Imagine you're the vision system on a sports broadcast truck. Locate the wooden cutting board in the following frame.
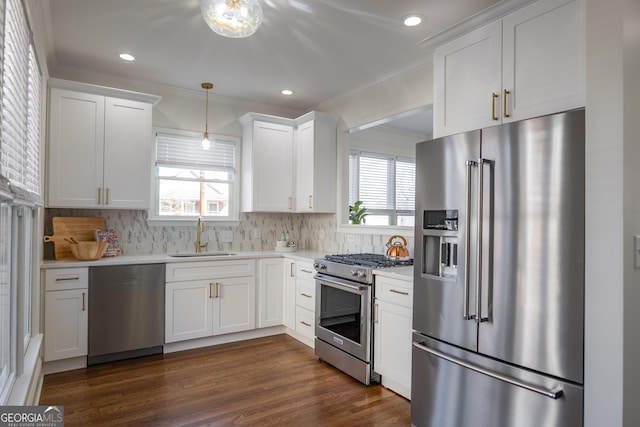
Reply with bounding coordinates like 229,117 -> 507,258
43,217 -> 106,260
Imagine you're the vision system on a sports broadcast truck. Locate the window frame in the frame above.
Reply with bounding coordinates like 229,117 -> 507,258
348,149 -> 415,227
147,127 -> 241,227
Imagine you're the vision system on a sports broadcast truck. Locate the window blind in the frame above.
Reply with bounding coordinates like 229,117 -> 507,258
156,132 -> 236,173
1,0 -> 29,188
25,44 -> 41,195
396,157 -> 415,210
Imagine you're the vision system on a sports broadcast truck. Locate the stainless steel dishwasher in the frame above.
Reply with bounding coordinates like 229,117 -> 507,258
88,264 -> 165,365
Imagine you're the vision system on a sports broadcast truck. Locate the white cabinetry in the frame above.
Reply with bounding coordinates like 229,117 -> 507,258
44,268 -> 88,362
374,274 -> 413,399
433,0 -> 584,137
293,261 -> 316,347
47,79 -> 159,208
257,258 -> 284,328
283,259 -> 316,347
165,260 -> 256,343
283,259 -> 296,329
294,112 -> 337,213
239,113 -> 295,212
239,111 -> 337,213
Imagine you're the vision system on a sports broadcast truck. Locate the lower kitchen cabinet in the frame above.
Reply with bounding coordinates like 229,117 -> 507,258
374,275 -> 413,399
283,259 -> 296,329
165,260 -> 256,344
283,259 -> 316,347
257,258 -> 284,328
44,268 -> 89,361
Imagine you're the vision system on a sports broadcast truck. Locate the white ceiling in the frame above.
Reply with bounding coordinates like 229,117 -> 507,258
45,0 -> 502,114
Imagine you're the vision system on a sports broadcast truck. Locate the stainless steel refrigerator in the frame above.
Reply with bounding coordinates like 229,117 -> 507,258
411,109 -> 585,427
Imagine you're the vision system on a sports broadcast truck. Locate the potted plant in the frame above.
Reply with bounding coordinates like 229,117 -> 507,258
349,200 -> 369,224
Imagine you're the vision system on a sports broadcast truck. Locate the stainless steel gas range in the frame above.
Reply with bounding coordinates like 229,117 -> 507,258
313,253 -> 413,385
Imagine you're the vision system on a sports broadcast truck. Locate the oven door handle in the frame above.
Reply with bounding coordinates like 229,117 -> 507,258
315,274 -> 367,293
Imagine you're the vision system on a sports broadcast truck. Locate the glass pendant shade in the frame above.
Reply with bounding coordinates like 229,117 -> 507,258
200,0 -> 263,38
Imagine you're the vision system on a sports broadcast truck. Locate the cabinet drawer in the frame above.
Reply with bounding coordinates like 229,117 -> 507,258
295,307 -> 315,340
296,262 -> 315,281
45,268 -> 88,291
296,280 -> 315,311
166,260 -> 255,282
375,276 -> 413,308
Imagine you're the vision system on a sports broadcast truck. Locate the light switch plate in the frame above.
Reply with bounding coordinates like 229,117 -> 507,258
634,235 -> 640,270
221,230 -> 233,243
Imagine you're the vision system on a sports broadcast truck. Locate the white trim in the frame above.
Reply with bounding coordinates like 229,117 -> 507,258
7,334 -> 42,405
163,326 -> 285,353
48,77 -> 161,105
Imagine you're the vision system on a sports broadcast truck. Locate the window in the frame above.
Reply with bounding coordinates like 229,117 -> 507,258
153,130 -> 239,221
349,150 -> 415,226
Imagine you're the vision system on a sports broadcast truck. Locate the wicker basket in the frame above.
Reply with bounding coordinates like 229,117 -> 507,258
69,241 -> 109,260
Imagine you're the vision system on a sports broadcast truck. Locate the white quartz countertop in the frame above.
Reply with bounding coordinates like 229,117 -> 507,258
40,250 -> 326,269
373,265 -> 414,280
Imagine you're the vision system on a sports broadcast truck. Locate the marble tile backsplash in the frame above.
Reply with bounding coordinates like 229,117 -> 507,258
43,209 -> 414,259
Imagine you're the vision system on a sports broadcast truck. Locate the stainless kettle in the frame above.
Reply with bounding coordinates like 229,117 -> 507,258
385,235 -> 409,259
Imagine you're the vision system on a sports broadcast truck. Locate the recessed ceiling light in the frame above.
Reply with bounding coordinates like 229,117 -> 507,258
281,89 -> 294,96
119,53 -> 135,61
403,14 -> 423,27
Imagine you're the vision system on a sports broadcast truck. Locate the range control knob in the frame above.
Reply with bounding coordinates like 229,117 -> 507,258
314,263 -> 327,270
351,269 -> 366,278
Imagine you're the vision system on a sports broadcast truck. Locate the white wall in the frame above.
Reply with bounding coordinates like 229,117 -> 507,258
585,0 -> 640,425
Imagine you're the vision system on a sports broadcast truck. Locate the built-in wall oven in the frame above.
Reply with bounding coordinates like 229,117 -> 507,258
314,254 -> 412,385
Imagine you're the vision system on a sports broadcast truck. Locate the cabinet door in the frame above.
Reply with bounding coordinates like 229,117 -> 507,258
502,0 -> 584,122
44,289 -> 88,361
295,117 -> 337,212
296,121 -> 315,211
165,280 -> 212,343
433,21 -> 502,138
374,299 -> 412,399
47,89 -> 104,208
213,276 -> 256,335
252,121 -> 294,211
257,258 -> 283,328
283,260 -> 296,329
103,97 -> 152,209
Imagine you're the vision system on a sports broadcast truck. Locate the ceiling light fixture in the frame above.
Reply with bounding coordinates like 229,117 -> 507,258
201,82 -> 214,150
281,89 -> 293,96
200,0 -> 263,38
119,53 -> 135,61
403,14 -> 423,27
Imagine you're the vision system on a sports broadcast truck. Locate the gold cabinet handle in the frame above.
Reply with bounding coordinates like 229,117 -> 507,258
491,93 -> 499,121
503,89 -> 510,118
290,262 -> 295,278
97,188 -> 102,205
55,276 -> 80,282
374,303 -> 379,324
390,289 -> 409,296
300,269 -> 313,274
106,188 -> 110,205
301,293 -> 312,299
82,292 -> 86,312
209,282 -> 213,299
288,197 -> 293,210
216,282 -> 220,298
300,321 -> 311,327
308,195 -> 313,209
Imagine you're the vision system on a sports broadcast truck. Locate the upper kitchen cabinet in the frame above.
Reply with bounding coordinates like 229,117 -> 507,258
240,113 -> 295,212
294,112 -> 337,213
47,79 -> 160,209
433,0 -> 584,137
240,111 -> 338,213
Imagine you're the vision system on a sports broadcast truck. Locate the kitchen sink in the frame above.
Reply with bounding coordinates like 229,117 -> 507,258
168,252 -> 236,257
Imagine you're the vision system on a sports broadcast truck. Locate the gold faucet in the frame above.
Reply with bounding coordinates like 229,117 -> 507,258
195,217 -> 208,253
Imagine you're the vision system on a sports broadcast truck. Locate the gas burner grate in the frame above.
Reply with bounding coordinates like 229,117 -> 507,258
325,253 -> 413,268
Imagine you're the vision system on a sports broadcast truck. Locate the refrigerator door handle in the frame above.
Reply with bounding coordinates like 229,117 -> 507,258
412,342 -> 564,400
463,160 -> 476,320
476,159 -> 489,323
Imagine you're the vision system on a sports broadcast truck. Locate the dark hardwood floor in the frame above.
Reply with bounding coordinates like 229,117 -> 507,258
40,334 -> 411,426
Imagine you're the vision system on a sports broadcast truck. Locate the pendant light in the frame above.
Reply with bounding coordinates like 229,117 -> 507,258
200,0 -> 263,38
201,82 -> 213,150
